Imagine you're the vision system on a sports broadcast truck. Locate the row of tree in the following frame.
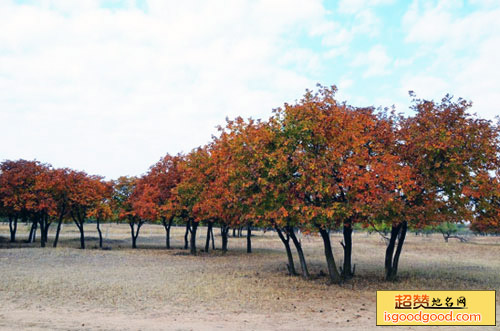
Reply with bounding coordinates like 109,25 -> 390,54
1,86 -> 499,283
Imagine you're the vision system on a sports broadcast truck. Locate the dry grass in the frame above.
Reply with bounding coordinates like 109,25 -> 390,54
0,223 -> 499,330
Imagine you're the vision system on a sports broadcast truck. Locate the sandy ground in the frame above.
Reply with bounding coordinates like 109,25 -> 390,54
0,223 -> 499,330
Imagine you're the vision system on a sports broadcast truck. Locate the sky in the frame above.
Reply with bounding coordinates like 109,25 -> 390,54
1,0 -> 499,179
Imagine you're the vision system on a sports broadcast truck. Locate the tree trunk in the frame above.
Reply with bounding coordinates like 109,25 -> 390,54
210,225 -> 215,250
190,221 -> 198,255
44,223 -> 50,247
39,218 -> 46,248
232,228 -> 236,237
77,223 -> 85,249
389,221 -> 407,281
53,205 -> 66,248
28,221 -> 34,243
39,215 -> 48,248
33,220 -> 38,243
287,226 -> 309,279
29,220 -> 37,243
40,214 -> 51,248
205,221 -> 213,252
443,232 -> 449,242
71,211 -> 86,249
385,221 -> 407,281
221,225 -> 229,252
238,226 -> 242,237
384,223 -> 400,279
341,223 -> 354,280
39,218 -> 47,245
184,220 -> 190,249
276,226 -> 297,276
319,228 -> 341,284
162,217 -> 173,249
246,222 -> 252,253
131,233 -> 137,248
97,220 -> 103,249
9,216 -> 17,242
129,221 -> 143,249
53,217 -> 63,247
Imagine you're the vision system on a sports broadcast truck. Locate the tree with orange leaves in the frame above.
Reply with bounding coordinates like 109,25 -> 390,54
0,159 -> 51,244
0,160 -> 31,242
470,173 -> 500,234
214,117 -> 277,255
269,86 -> 412,283
67,171 -> 107,249
207,113 -> 316,276
194,123 -> 250,253
174,147 -> 213,255
88,180 -> 113,249
112,176 -> 145,249
140,154 -> 183,249
51,168 -> 77,248
31,165 -> 59,247
385,94 -> 500,280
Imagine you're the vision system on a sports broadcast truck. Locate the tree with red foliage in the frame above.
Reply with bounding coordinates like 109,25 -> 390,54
387,94 -> 500,280
112,176 -> 144,249
193,129 -> 245,253
31,166 -> 58,247
212,118 -> 274,255
175,147 -> 212,255
470,174 -> 500,234
67,171 -> 107,249
269,86 -> 411,283
139,154 -> 183,249
51,168 -> 76,248
88,181 -> 113,249
0,160 -> 49,243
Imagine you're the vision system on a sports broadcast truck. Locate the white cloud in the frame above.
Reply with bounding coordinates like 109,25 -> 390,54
337,0 -> 395,14
466,0 -> 499,8
278,48 -> 322,75
454,36 -> 500,118
399,75 -> 449,100
351,45 -> 392,77
404,0 -> 500,47
317,7 -> 383,48
321,26 -> 354,47
338,78 -> 354,90
400,0 -> 500,119
0,0 -> 340,178
352,9 -> 381,36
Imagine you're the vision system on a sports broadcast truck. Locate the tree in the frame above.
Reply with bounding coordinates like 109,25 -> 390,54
435,222 -> 467,242
67,171 -> 106,249
271,86 -> 410,283
142,154 -> 183,249
88,181 -> 113,249
51,168 -> 74,248
31,166 -> 58,247
195,119 -> 258,254
211,115 -> 316,276
470,173 -> 500,234
113,176 -> 144,249
0,159 -> 49,243
175,147 -> 212,255
195,117 -> 290,257
386,94 -> 500,280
